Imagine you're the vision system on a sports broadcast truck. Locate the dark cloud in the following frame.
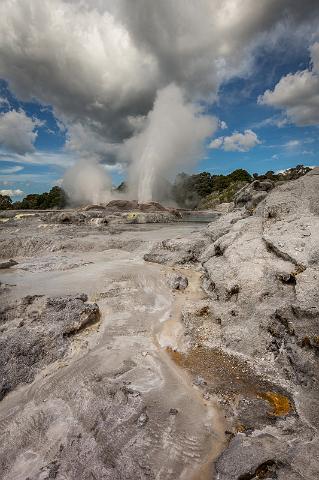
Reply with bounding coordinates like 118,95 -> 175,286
0,0 -> 318,164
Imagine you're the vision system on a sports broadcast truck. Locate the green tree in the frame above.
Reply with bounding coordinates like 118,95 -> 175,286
228,169 -> 252,183
17,186 -> 67,210
20,194 -> 41,209
172,172 -> 215,207
0,194 -> 13,210
46,186 -> 67,208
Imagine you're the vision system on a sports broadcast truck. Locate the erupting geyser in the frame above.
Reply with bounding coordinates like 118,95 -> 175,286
62,159 -> 112,206
62,85 -> 217,206
126,84 -> 217,203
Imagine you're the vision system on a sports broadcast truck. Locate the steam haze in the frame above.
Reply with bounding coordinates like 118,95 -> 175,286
124,85 -> 217,203
62,160 -> 112,205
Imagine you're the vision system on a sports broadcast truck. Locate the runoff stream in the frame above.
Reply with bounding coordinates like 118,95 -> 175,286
0,221 -> 227,480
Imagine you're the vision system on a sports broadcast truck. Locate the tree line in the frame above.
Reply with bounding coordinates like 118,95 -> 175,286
0,165 -> 312,210
172,165 -> 311,208
0,186 -> 67,210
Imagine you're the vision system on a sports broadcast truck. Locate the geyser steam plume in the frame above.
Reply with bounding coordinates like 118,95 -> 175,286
62,85 -> 217,206
62,159 -> 112,205
125,84 -> 217,203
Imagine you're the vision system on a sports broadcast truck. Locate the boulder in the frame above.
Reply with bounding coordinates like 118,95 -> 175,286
213,202 -> 234,214
234,179 -> 275,210
216,433 -> 293,480
144,233 -> 208,265
0,259 -> 18,269
81,204 -> 106,211
138,201 -> 168,212
166,272 -> 188,290
45,212 -> 87,224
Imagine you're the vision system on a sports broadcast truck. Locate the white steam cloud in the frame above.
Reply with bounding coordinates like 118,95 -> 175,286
1,0 -> 318,205
62,159 -> 112,205
124,84 -> 217,203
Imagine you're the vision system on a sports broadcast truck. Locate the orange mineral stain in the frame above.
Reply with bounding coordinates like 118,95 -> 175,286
258,391 -> 292,416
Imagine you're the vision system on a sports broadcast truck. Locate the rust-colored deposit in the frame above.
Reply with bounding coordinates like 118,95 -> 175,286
166,345 -> 264,396
257,391 -> 292,416
166,345 -> 294,416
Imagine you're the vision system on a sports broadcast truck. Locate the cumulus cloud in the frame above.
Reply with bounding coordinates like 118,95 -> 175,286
0,0 -> 159,146
219,120 -> 228,130
112,0 -> 319,99
0,189 -> 24,196
0,0 -> 318,159
258,42 -> 319,125
0,109 -> 41,155
1,0 -> 319,201
209,129 -> 261,152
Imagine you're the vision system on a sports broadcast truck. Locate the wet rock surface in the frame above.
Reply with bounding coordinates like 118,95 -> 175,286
145,169 -> 319,479
0,218 -> 222,480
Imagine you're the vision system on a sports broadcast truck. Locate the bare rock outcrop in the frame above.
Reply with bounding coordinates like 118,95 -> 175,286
0,259 -> 18,269
234,179 -> 275,210
0,294 -> 100,400
166,272 -> 188,290
197,169 -> 319,478
151,169 -> 319,478
104,200 -> 168,212
144,232 -> 208,265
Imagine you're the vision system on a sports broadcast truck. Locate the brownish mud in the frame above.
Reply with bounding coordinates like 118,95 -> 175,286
166,345 -> 294,417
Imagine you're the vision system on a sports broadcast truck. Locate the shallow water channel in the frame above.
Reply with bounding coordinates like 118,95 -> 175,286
0,222 -> 227,479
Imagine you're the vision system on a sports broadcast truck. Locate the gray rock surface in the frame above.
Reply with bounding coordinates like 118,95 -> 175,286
1,170 -> 319,478
0,294 -> 100,400
213,201 -> 234,213
234,179 -> 275,210
198,170 -> 319,478
0,219 -> 218,480
166,272 -> 188,290
142,169 -> 319,478
144,232 -> 208,265
0,259 -> 18,269
216,433 -> 295,480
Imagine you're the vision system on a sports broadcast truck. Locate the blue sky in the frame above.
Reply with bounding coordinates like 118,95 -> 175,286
0,0 -> 318,201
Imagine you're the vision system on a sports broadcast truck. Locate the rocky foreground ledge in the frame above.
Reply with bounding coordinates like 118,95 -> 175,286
0,170 -> 318,479
145,168 -> 319,479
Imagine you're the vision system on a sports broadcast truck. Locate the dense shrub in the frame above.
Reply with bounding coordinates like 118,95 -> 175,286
172,169 -> 252,208
0,194 -> 12,210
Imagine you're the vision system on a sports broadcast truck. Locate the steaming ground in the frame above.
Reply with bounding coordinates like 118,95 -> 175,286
0,210 -> 226,479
